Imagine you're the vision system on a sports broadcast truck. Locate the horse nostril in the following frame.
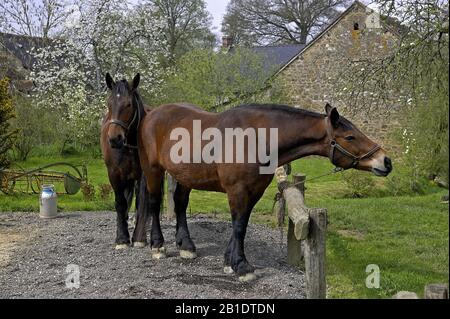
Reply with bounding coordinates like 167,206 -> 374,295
384,157 -> 392,170
109,136 -> 124,148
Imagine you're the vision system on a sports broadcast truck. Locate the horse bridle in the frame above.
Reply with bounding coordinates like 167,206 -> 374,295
326,117 -> 381,168
108,93 -> 140,150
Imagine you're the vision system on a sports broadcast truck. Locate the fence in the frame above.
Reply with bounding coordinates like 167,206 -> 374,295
275,168 -> 327,299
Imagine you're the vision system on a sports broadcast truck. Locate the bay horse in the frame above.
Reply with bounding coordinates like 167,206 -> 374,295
100,73 -> 153,249
129,100 -> 392,281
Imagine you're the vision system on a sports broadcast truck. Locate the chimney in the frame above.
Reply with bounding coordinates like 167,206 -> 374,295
222,36 -> 233,50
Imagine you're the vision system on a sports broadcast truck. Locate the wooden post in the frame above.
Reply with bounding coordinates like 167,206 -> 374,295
287,174 -> 306,268
425,283 -> 449,299
304,208 -> 327,299
166,173 -> 176,219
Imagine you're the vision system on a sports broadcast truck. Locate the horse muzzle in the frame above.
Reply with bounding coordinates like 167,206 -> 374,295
109,135 -> 125,149
371,156 -> 393,177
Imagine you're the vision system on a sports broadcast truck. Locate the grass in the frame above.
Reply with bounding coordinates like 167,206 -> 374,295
0,153 -> 448,299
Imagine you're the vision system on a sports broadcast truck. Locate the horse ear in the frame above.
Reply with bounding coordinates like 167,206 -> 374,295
325,103 -> 340,128
105,73 -> 115,90
132,73 -> 140,90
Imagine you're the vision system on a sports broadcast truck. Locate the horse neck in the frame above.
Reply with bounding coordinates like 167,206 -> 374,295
276,112 -> 329,166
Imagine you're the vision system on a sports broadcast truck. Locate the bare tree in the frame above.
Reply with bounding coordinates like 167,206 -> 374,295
222,0 -> 351,46
0,0 -> 70,38
145,0 -> 215,65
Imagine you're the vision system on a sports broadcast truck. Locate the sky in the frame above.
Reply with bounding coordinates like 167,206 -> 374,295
205,0 -> 229,37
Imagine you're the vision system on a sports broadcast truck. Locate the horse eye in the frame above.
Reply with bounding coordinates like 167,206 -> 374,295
345,136 -> 355,141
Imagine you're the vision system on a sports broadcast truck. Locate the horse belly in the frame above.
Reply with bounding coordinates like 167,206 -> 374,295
165,163 -> 224,192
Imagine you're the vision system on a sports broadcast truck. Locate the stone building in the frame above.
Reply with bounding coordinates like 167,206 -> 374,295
235,1 -> 403,144
0,32 -> 47,93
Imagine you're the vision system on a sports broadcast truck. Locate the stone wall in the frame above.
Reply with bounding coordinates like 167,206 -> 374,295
274,2 -> 402,147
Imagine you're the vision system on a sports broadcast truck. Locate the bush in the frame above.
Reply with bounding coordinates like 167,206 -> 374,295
0,77 -> 17,169
81,182 -> 95,201
341,170 -> 376,198
155,48 -> 274,110
11,95 -> 58,161
98,184 -> 113,200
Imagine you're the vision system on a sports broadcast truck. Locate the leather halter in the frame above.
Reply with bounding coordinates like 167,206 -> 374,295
326,117 -> 381,168
108,93 -> 140,149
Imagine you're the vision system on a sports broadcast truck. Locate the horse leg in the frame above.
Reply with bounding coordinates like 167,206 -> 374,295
174,184 -> 196,259
224,187 -> 265,282
113,183 -> 133,250
132,174 -> 149,248
147,169 -> 166,259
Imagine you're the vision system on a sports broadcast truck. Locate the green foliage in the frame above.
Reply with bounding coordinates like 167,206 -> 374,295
341,169 -> 376,198
155,48 -> 274,109
11,94 -> 58,161
399,83 -> 449,187
0,77 -> 17,169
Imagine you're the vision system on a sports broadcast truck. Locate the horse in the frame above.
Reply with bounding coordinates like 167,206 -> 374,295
100,73 -> 152,250
118,100 -> 392,281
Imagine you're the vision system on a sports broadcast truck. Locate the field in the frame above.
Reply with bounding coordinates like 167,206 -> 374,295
0,154 -> 448,298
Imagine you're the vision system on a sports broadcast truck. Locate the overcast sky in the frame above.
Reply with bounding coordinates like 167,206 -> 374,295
205,0 -> 229,36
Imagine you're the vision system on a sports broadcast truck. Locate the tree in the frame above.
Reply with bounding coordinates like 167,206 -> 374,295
144,0 -> 215,65
156,48 -> 275,110
0,78 -> 17,169
0,0 -> 71,38
338,0 -> 449,187
30,0 -> 168,152
222,0 -> 351,46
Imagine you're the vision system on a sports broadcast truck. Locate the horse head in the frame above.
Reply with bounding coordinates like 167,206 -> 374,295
105,73 -> 141,149
324,103 -> 392,176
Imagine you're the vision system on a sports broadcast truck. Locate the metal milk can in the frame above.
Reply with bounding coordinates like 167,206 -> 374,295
39,184 -> 57,219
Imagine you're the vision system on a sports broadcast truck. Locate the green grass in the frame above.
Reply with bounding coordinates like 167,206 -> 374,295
0,154 -> 448,298
0,155 -> 112,211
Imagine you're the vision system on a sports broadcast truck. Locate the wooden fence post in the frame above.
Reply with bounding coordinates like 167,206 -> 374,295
425,283 -> 449,299
304,208 -> 327,299
166,173 -> 176,219
287,174 -> 306,269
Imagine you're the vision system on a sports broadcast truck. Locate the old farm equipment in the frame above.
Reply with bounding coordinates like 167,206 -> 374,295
0,162 -> 88,195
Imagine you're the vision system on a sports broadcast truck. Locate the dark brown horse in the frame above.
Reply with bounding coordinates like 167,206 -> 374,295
130,102 -> 392,281
101,73 -> 152,249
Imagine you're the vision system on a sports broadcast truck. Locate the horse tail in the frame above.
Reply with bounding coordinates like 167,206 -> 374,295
136,173 -> 147,214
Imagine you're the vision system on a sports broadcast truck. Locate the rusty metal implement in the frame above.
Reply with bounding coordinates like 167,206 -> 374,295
0,162 -> 88,195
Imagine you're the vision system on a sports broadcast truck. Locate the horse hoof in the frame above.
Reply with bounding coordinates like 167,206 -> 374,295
115,244 -> 129,250
151,247 -> 167,260
180,250 -> 197,259
238,273 -> 257,283
223,266 -> 234,274
133,242 -> 146,248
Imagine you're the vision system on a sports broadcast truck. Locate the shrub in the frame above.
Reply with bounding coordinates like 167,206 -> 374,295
98,184 -> 113,200
0,77 -> 17,169
341,170 -> 376,198
81,182 -> 96,202
11,95 -> 58,161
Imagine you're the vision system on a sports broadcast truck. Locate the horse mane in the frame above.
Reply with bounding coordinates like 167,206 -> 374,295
234,103 -> 356,130
234,104 -> 326,119
114,79 -> 130,96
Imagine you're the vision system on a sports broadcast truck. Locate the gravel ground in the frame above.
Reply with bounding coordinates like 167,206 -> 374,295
0,211 -> 305,299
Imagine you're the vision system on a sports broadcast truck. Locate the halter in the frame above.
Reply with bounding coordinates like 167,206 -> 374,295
108,93 -> 140,150
326,117 -> 381,168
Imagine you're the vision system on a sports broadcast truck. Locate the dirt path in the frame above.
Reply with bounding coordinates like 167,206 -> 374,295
0,212 -> 305,299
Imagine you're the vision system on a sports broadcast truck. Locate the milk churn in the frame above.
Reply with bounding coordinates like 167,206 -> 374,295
39,184 -> 58,219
